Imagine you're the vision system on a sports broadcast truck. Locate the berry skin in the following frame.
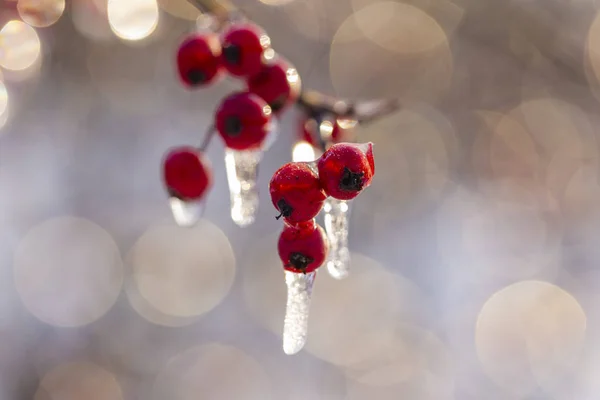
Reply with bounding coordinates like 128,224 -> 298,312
278,221 -> 328,274
215,92 -> 273,150
163,146 -> 213,201
247,58 -> 301,114
220,22 -> 271,77
300,118 -> 356,147
317,142 -> 375,200
269,162 -> 327,223
177,33 -> 223,87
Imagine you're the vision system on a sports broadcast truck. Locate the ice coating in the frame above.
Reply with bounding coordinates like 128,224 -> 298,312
169,197 -> 204,227
283,270 -> 316,355
323,197 -> 351,279
224,148 -> 261,227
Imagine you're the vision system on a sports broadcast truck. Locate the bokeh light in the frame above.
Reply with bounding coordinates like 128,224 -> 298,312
34,362 -> 123,400
329,2 -> 453,100
129,220 -> 235,318
14,217 -> 123,327
476,281 -> 586,397
292,141 -> 317,162
107,0 -> 159,41
0,20 -> 41,71
153,343 -> 272,400
17,0 -> 66,28
0,80 -> 8,127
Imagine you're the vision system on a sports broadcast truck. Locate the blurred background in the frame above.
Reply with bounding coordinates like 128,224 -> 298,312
1,0 -> 600,398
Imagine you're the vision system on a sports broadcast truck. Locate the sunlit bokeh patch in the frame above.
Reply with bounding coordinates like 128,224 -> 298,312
352,2 -> 447,54
510,98 -> 597,198
358,106 -> 456,222
0,20 -> 41,71
107,0 -> 159,41
34,362 -> 123,400
125,251 -> 199,327
259,0 -> 296,5
14,217 -> 124,327
0,80 -> 8,121
292,141 -> 317,162
476,281 -> 586,397
17,0 -> 66,28
153,343 -> 272,400
130,220 -> 235,318
330,3 -> 452,100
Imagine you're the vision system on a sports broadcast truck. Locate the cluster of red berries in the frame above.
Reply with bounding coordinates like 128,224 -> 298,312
163,20 -> 301,205
271,142 -> 375,274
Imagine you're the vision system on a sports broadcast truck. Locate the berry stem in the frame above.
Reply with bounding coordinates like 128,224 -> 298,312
187,0 -> 237,24
198,125 -> 216,151
313,114 -> 328,153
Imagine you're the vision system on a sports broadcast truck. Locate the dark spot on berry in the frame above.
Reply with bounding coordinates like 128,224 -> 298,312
222,44 -> 241,65
339,167 -> 364,192
275,198 -> 293,220
269,95 -> 287,112
167,187 -> 183,200
288,252 -> 314,273
224,116 -> 242,136
187,69 -> 206,85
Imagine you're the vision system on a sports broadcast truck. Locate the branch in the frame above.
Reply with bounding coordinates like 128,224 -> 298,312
186,0 -> 400,125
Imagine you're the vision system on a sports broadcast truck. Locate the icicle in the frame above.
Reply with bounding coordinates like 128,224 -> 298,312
224,148 -> 261,227
169,197 -> 204,227
323,198 -> 351,279
283,270 -> 316,355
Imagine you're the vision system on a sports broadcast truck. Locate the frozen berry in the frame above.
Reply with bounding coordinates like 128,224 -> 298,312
317,142 -> 375,200
269,162 -> 327,223
163,146 -> 213,200
215,92 -> 273,150
278,221 -> 328,274
247,58 -> 301,114
300,118 -> 357,147
220,22 -> 271,77
177,33 -> 223,87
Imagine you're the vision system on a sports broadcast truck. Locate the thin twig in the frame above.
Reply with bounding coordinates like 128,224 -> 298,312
198,125 -> 216,151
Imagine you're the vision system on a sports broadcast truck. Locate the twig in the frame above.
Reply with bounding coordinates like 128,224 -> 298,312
198,125 -> 216,151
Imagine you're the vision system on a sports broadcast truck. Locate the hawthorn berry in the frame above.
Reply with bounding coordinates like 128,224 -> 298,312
278,220 -> 328,274
269,162 -> 327,223
300,118 -> 357,147
215,92 -> 273,150
317,142 -> 375,200
163,146 -> 213,201
176,33 -> 223,87
220,22 -> 271,77
247,58 -> 301,114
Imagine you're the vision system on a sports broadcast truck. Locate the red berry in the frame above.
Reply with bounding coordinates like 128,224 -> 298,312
220,22 -> 271,77
269,162 -> 327,223
300,118 -> 357,147
177,33 -> 223,87
215,92 -> 273,150
317,142 -> 375,200
247,58 -> 301,114
278,221 -> 328,274
163,146 -> 213,200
